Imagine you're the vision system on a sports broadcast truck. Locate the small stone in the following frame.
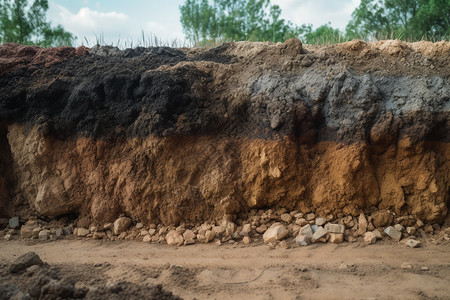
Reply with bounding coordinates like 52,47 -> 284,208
232,232 -> 241,240
394,224 -> 404,232
305,213 -> 315,221
311,224 -> 319,233
339,263 -> 348,269
243,236 -> 251,244
277,240 -> 289,249
183,230 -> 196,245
77,228 -> 89,237
205,230 -> 216,243
166,230 -> 184,246
315,218 -> 327,226
136,223 -> 144,229
9,252 -> 44,273
32,227 -> 41,239
329,233 -> 344,244
20,225 -> 35,239
240,224 -> 251,236
103,223 -> 113,230
416,220 -> 424,228
384,226 -> 402,241
420,266 -> 429,271
406,227 -> 416,235
4,234 -> 12,240
371,210 -> 394,227
372,230 -> 382,239
299,224 -> 314,237
357,213 -> 368,235
55,228 -> 64,238
93,232 -> 106,239
215,240 -> 221,246
295,235 -> 311,246
212,225 -> 225,235
113,217 -> 132,235
324,223 -> 345,234
38,230 -> 50,240
63,226 -> 72,235
9,217 -> 19,229
263,223 -> 289,243
363,232 -> 377,244
295,218 -> 309,226
347,236 -> 357,243
312,226 -> 328,240
405,239 -> 421,248
401,262 -> 412,269
280,213 -> 293,223
423,224 -> 433,233
142,235 -> 151,243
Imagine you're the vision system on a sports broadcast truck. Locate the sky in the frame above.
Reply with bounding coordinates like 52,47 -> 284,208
47,0 -> 361,46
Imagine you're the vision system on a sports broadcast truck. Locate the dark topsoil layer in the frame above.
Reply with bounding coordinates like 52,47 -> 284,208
0,39 -> 449,144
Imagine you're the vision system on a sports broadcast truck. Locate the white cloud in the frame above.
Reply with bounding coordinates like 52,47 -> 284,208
272,0 -> 360,31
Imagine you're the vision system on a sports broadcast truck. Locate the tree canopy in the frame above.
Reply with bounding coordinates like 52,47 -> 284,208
0,0 -> 74,47
180,0 -> 449,44
346,0 -> 450,40
180,0 -> 300,44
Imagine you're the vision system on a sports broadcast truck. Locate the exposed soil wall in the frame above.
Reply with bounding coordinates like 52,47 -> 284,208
0,39 -> 449,225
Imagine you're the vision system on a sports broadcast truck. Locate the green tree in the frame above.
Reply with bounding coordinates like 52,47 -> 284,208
180,0 -> 300,44
302,23 -> 343,44
346,0 -> 449,40
0,0 -> 74,46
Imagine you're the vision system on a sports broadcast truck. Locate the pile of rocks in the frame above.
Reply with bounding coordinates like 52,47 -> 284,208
1,209 -> 448,249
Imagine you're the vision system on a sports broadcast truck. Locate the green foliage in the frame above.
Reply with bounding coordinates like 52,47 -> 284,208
346,0 -> 449,41
0,0 -> 74,46
301,23 -> 346,44
180,0 -> 300,44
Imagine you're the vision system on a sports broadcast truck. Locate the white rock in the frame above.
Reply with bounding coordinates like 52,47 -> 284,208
295,234 -> 311,246
142,235 -> 151,243
263,223 -> 289,243
324,223 -> 345,234
312,226 -> 328,240
405,239 -> 421,248
205,230 -> 216,243
183,230 -> 196,245
39,230 -> 50,240
299,224 -> 314,237
401,262 -> 412,269
384,226 -> 402,241
166,230 -> 184,246
315,218 -> 327,226
240,224 -> 251,236
363,232 -> 377,244
136,223 -> 144,229
113,217 -> 132,235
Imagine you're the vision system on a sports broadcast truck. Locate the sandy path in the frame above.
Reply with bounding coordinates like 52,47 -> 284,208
1,239 -> 449,299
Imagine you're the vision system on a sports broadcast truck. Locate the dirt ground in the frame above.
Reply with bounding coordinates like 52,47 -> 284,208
1,239 -> 449,299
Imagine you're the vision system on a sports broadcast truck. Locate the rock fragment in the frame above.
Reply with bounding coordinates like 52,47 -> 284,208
243,236 -> 251,244
325,223 -> 345,234
113,217 -> 132,235
299,224 -> 314,237
166,230 -> 184,246
183,230 -> 196,245
384,226 -> 402,241
9,252 -> 44,273
363,232 -> 377,244
39,230 -> 50,240
8,217 -> 19,229
405,239 -> 421,248
77,228 -> 89,237
263,223 -> 288,243
315,218 -> 327,226
280,213 -> 293,223
357,213 -> 368,235
295,235 -> 311,246
312,226 -> 328,241
329,233 -> 344,244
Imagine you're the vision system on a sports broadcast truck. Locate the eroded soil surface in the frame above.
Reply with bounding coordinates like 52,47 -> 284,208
1,239 -> 449,300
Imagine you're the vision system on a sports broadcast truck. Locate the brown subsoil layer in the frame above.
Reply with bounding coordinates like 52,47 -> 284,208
0,39 -> 449,226
1,239 -> 450,299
